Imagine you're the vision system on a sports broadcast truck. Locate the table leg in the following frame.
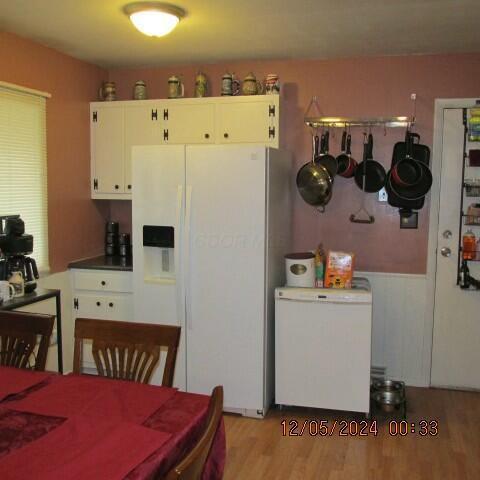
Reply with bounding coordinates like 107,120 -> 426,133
55,292 -> 63,373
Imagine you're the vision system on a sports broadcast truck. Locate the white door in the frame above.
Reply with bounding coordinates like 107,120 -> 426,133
185,145 -> 267,411
132,145 -> 187,389
91,106 -> 125,194
124,105 -> 162,192
165,104 -> 215,144
431,108 -> 480,389
216,101 -> 274,144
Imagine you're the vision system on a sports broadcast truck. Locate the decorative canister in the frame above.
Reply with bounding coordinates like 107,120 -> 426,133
133,80 -> 147,100
194,72 -> 208,98
264,73 -> 280,95
285,252 -> 316,288
242,72 -> 263,96
98,81 -> 116,101
221,73 -> 240,96
168,75 -> 184,99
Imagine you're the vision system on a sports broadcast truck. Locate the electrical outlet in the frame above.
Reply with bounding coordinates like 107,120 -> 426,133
378,187 -> 388,202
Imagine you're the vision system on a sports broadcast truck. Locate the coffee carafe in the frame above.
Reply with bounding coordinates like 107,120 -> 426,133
0,215 -> 39,294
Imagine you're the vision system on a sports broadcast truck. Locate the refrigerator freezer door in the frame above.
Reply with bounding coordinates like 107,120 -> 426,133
185,145 -> 267,411
132,145 -> 187,389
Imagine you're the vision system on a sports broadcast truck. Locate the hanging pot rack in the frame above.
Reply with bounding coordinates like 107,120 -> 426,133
304,95 -> 417,130
305,116 -> 413,129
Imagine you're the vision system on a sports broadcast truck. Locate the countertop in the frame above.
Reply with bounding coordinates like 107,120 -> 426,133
68,255 -> 132,272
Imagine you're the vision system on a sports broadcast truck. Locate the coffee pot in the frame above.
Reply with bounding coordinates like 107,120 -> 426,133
0,215 -> 39,294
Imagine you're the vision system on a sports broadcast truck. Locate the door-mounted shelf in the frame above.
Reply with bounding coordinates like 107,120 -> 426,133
463,214 -> 480,226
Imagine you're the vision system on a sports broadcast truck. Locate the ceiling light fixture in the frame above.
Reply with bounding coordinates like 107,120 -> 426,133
123,2 -> 186,37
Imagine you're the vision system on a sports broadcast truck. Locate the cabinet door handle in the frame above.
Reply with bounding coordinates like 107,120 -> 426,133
109,302 -> 114,307
223,133 -> 229,139
101,281 -> 106,286
96,301 -> 101,306
127,184 -> 132,190
204,133 -> 210,139
114,185 -> 119,190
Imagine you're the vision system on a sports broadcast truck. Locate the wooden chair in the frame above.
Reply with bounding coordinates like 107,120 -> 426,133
73,318 -> 181,386
0,311 -> 55,371
166,386 -> 224,480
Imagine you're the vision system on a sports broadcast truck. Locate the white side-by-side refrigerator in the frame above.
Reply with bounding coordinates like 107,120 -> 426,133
132,144 -> 291,417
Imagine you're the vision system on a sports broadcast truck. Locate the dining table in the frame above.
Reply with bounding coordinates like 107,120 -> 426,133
0,366 -> 226,479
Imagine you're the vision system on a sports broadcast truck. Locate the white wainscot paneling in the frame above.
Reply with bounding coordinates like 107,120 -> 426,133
358,272 -> 428,387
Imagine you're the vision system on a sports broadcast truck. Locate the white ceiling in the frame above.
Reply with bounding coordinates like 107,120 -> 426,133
1,0 -> 480,68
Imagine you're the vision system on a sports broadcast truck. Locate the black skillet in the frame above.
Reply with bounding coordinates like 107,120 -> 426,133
316,131 -> 338,177
354,133 -> 386,193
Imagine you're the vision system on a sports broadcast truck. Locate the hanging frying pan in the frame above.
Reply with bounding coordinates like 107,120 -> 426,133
391,131 -> 423,187
387,162 -> 432,201
386,132 -> 431,209
296,134 -> 333,211
337,131 -> 357,178
354,133 -> 386,193
316,131 -> 338,177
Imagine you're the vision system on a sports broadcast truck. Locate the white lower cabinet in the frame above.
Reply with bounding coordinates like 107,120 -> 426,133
71,269 -> 133,371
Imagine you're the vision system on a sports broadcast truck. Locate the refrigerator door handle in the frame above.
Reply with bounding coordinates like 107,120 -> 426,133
175,184 -> 184,328
185,185 -> 193,330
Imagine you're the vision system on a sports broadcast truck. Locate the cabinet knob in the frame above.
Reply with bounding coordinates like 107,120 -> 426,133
204,133 -> 210,139
101,281 -> 106,286
96,301 -> 101,307
127,184 -> 132,190
223,133 -> 229,139
109,302 -> 114,308
115,185 -> 119,190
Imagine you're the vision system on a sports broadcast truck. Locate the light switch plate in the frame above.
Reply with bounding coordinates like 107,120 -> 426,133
378,187 -> 388,202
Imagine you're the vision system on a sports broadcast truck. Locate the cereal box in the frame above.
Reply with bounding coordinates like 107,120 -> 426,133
324,251 -> 355,289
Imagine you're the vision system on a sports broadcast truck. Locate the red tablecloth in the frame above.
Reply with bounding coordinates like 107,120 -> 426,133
0,367 -> 225,479
0,367 -> 53,401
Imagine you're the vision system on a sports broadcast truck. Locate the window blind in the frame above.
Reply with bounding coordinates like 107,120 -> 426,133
0,86 -> 49,271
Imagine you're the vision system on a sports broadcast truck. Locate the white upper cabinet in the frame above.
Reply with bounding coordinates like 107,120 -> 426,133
90,105 -> 125,196
124,104 -> 164,193
90,95 -> 280,200
163,102 -> 215,144
216,100 -> 277,144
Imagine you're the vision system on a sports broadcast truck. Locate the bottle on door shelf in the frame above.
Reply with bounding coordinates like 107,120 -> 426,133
459,260 -> 471,289
314,243 -> 326,288
462,230 -> 476,260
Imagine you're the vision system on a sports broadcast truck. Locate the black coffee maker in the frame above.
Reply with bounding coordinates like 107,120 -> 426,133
0,215 -> 39,293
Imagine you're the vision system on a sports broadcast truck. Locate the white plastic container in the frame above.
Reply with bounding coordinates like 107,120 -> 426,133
285,252 -> 315,287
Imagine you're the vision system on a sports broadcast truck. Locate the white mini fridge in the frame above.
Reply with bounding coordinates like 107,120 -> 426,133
275,279 -> 372,415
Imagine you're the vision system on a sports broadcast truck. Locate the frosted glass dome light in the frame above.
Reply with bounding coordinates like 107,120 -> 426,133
123,2 -> 186,37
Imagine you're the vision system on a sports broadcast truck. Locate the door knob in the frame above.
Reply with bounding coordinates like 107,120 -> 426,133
441,247 -> 451,257
443,230 -> 452,239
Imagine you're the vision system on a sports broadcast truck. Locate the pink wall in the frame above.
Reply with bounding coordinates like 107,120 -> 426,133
109,54 -> 480,273
0,32 -> 109,272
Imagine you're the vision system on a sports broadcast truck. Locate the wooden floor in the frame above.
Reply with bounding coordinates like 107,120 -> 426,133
223,387 -> 480,479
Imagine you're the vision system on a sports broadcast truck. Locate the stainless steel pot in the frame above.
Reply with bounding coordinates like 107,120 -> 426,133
296,135 -> 333,212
